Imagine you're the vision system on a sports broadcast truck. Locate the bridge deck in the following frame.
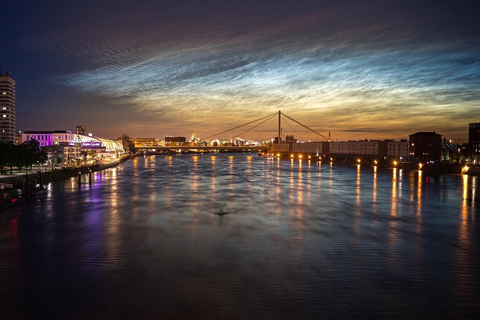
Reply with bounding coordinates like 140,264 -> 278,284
135,145 -> 269,151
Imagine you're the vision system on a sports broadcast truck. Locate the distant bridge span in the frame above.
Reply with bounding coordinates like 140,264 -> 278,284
130,111 -> 328,153
135,145 -> 270,152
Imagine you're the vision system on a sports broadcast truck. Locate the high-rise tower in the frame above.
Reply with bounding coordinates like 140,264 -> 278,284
0,70 -> 16,143
469,123 -> 480,158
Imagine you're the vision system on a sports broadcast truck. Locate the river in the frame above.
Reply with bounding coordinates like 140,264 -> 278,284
1,154 -> 479,319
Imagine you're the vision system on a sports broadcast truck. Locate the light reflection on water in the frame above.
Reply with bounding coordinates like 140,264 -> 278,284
0,153 -> 479,319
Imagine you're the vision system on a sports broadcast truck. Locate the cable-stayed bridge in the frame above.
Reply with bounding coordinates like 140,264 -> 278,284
131,111 -> 329,153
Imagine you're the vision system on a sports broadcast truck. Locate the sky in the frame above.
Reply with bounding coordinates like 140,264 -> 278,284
1,0 -> 479,142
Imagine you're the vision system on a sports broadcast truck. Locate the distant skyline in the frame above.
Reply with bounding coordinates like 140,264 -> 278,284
1,0 -> 479,142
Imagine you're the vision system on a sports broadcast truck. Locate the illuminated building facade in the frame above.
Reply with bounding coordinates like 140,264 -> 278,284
271,140 -> 329,155
22,130 -> 74,147
330,140 -> 388,159
0,71 -> 15,143
165,136 -> 186,146
45,144 -> 82,165
273,138 -> 408,161
22,130 -> 125,165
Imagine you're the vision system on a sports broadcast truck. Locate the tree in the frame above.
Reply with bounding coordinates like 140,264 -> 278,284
0,142 -> 13,173
0,140 -> 48,174
54,156 -> 63,165
19,140 -> 48,169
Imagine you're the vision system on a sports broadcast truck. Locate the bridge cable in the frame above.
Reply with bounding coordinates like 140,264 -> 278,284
282,116 -> 305,142
235,113 -> 277,139
204,112 -> 278,140
254,115 -> 278,142
281,112 -> 330,141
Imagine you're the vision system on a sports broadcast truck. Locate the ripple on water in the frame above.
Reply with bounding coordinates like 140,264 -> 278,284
0,154 -> 479,319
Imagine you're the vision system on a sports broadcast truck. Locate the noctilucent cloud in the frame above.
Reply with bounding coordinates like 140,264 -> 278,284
2,0 -> 479,141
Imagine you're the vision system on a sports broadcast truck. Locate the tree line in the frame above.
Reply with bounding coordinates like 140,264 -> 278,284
0,140 -> 48,174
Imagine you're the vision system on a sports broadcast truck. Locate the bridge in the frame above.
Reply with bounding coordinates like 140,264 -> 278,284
135,145 -> 268,152
129,111 -> 329,153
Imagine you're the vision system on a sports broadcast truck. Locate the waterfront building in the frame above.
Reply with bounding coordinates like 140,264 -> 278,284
165,136 -> 186,146
22,130 -> 124,164
271,135 -> 329,155
0,70 -> 15,143
232,137 -> 246,146
271,143 -> 289,153
386,139 -> 410,160
409,132 -> 442,162
330,140 -> 388,159
469,123 -> 480,159
291,142 -> 327,155
285,135 -> 297,144
271,139 -> 329,155
273,138 -> 410,162
72,134 -> 125,162
124,137 -> 162,152
22,130 -> 75,147
45,143 -> 82,165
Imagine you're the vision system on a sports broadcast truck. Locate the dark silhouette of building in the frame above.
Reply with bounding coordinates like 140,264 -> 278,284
76,125 -> 87,135
409,132 -> 442,162
285,135 -> 297,144
469,123 -> 480,158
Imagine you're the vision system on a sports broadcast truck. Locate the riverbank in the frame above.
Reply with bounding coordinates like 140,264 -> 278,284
0,156 -> 131,205
261,152 -> 473,174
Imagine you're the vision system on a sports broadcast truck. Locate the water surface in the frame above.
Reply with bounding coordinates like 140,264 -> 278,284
1,154 -> 479,319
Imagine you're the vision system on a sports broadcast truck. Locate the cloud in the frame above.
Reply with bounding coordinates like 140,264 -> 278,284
10,4 -> 480,140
